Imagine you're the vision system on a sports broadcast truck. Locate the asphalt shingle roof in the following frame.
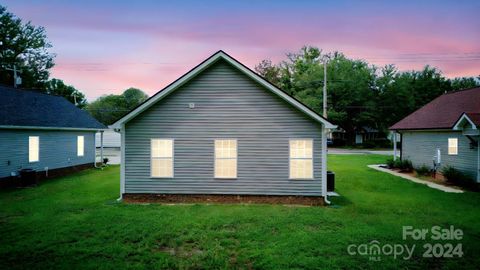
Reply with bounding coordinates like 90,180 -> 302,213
0,86 -> 105,129
390,87 -> 480,130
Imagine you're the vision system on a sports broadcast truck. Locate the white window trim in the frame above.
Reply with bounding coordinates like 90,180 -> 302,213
289,139 -> 314,180
214,139 -> 238,179
28,136 -> 39,163
77,136 -> 84,157
150,138 -> 174,178
448,138 -> 458,155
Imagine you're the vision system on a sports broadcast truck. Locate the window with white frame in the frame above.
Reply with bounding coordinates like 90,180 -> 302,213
214,139 -> 237,178
29,136 -> 39,162
448,138 -> 458,155
289,139 -> 313,179
77,136 -> 84,157
151,139 -> 174,177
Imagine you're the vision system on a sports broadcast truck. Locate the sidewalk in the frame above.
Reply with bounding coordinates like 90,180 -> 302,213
368,164 -> 464,193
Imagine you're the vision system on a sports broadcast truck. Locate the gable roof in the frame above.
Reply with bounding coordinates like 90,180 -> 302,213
453,112 -> 480,130
464,112 -> 480,126
0,85 -> 105,130
111,50 -> 336,129
390,87 -> 480,130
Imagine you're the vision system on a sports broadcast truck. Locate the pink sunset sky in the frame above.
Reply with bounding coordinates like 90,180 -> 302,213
3,0 -> 480,100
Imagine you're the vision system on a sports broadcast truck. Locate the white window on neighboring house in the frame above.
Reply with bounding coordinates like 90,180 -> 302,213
29,136 -> 39,162
77,136 -> 84,157
448,138 -> 458,155
290,139 -> 313,179
151,139 -> 174,178
214,139 -> 237,179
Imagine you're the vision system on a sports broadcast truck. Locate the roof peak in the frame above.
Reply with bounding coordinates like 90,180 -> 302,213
112,50 -> 336,129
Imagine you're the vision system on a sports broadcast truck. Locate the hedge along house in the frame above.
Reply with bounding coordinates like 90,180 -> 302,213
390,87 -> 480,182
0,86 -> 106,185
111,51 -> 336,204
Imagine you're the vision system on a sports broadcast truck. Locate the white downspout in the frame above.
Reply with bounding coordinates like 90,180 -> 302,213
117,125 -> 125,201
322,125 -> 331,205
94,130 -> 104,168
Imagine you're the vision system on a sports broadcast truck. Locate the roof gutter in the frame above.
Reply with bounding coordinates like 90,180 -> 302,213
0,125 -> 107,131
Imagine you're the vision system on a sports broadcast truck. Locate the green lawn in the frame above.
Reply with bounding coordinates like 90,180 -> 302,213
1,155 -> 479,269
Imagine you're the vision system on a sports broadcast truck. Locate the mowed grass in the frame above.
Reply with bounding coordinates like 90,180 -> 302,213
1,155 -> 479,269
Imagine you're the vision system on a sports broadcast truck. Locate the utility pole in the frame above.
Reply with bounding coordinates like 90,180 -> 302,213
322,56 -> 329,118
13,66 -> 18,88
72,91 -> 78,106
4,65 -> 21,88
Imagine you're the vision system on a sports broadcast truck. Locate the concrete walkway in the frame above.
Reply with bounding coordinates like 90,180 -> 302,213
368,164 -> 464,193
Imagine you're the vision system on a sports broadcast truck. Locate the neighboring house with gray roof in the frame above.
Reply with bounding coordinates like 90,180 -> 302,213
0,85 -> 106,182
111,51 -> 336,202
390,87 -> 480,182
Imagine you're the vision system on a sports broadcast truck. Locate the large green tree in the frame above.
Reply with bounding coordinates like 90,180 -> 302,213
256,46 -> 378,144
45,79 -> 87,108
256,46 -> 479,145
87,88 -> 148,125
0,5 -> 55,89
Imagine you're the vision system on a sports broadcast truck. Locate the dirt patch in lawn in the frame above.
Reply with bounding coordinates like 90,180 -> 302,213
154,242 -> 204,258
123,194 -> 325,206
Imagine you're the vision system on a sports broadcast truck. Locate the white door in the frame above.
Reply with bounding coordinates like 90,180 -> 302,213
355,134 -> 363,144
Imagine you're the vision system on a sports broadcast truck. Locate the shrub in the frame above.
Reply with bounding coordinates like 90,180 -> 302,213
386,158 -> 413,172
386,158 -> 395,168
399,159 -> 413,172
393,159 -> 403,169
441,166 -> 475,187
361,141 -> 377,149
415,164 -> 431,176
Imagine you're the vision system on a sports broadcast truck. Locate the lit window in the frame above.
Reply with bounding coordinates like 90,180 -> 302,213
290,139 -> 313,179
151,139 -> 173,177
29,136 -> 39,162
448,138 -> 458,155
215,139 -> 237,178
77,136 -> 84,157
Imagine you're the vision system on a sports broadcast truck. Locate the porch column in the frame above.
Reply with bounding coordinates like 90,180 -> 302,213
393,131 -> 398,161
100,130 -> 104,164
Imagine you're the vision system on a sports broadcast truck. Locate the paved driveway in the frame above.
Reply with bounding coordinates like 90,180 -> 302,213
96,147 -> 120,164
328,147 -> 399,156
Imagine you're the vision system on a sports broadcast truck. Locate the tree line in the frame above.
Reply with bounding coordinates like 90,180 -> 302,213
0,5 -> 148,125
255,47 -> 479,144
2,5 -> 478,134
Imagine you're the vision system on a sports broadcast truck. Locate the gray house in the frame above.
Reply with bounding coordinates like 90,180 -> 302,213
0,86 -> 105,184
111,51 -> 336,203
390,87 -> 480,182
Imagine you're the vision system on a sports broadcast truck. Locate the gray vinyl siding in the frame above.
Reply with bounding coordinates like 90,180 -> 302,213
0,129 -> 96,178
402,131 -> 478,179
124,60 -> 324,196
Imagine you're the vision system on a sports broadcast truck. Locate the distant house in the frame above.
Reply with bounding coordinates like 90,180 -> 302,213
390,87 -> 480,182
111,51 -> 336,203
95,129 -> 120,148
0,86 -> 106,183
331,126 -> 382,145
